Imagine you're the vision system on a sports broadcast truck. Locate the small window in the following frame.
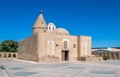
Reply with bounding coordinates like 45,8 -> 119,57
56,44 -> 59,46
42,21 -> 44,24
73,44 -> 76,48
44,30 -> 46,32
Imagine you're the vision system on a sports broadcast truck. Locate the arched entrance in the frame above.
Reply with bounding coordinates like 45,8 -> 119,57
13,54 -> 16,58
3,54 -> 7,58
62,50 -> 69,61
8,54 -> 11,58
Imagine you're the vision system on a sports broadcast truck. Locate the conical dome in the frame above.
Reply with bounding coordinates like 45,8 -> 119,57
33,11 -> 47,34
33,11 -> 46,28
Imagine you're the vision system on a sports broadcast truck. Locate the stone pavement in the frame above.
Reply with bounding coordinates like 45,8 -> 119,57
0,59 -> 120,77
0,68 -> 9,77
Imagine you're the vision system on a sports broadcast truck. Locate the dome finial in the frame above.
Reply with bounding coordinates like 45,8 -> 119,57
40,10 -> 43,14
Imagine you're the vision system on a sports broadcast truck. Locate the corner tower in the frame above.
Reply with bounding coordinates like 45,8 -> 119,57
33,11 -> 47,34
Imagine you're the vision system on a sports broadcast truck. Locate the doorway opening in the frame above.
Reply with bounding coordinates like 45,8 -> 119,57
62,50 -> 69,61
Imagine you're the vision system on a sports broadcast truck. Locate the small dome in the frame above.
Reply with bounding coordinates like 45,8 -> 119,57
47,23 -> 56,31
48,23 -> 55,27
54,28 -> 69,35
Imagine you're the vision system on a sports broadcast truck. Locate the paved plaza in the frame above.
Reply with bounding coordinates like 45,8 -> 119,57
0,59 -> 120,77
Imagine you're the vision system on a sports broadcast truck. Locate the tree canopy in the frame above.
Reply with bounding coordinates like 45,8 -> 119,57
0,40 -> 18,52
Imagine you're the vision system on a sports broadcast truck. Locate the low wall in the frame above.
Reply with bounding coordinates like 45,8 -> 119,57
0,52 -> 18,59
80,55 -> 102,61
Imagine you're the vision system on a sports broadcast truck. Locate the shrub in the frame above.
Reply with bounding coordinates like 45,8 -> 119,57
103,55 -> 109,60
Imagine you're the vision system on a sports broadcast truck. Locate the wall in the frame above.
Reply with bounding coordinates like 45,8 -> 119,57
53,34 -> 78,61
79,36 -> 92,57
18,34 -> 39,62
69,36 -> 78,61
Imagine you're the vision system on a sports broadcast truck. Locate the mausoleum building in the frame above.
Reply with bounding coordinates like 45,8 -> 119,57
18,11 -> 99,62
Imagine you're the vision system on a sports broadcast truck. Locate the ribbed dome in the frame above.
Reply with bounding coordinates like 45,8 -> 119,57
54,28 -> 69,35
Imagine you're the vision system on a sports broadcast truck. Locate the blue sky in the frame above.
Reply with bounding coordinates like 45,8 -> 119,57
0,0 -> 120,47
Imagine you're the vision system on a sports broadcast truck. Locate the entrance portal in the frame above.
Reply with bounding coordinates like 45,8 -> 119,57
62,50 -> 69,61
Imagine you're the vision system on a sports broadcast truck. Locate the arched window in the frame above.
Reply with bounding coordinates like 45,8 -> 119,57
48,23 -> 56,31
64,41 -> 68,48
49,26 -> 51,30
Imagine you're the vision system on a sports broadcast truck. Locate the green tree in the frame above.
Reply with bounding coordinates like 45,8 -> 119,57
0,40 -> 18,52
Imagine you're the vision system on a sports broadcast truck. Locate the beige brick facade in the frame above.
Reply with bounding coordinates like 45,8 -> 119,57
18,11 -> 100,62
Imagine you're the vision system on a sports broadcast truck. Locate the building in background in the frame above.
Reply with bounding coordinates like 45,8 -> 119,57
92,47 -> 120,60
